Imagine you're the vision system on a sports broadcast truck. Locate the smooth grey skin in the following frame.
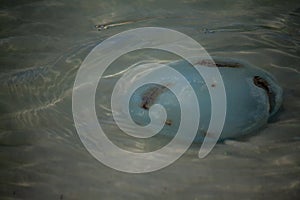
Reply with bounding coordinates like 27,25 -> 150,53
128,57 -> 283,142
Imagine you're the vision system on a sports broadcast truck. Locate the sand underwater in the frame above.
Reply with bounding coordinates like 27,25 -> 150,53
0,0 -> 300,199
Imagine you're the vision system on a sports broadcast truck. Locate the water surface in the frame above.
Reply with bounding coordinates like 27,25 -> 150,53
0,0 -> 300,199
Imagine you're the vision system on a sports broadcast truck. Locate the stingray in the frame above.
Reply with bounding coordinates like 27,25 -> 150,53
115,57 -> 283,142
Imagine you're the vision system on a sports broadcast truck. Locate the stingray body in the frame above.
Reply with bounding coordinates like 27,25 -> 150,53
116,57 -> 283,142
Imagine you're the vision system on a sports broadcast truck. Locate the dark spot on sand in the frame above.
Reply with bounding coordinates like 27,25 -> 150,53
95,24 -> 109,31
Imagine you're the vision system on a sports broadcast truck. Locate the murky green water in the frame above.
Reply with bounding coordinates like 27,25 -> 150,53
0,0 -> 300,199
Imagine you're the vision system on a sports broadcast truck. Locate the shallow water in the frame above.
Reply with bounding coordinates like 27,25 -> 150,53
0,0 -> 300,199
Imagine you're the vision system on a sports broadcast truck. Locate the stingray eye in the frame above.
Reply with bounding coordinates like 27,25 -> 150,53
253,76 -> 276,114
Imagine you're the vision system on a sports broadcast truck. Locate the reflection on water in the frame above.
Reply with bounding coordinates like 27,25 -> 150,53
0,0 -> 300,199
